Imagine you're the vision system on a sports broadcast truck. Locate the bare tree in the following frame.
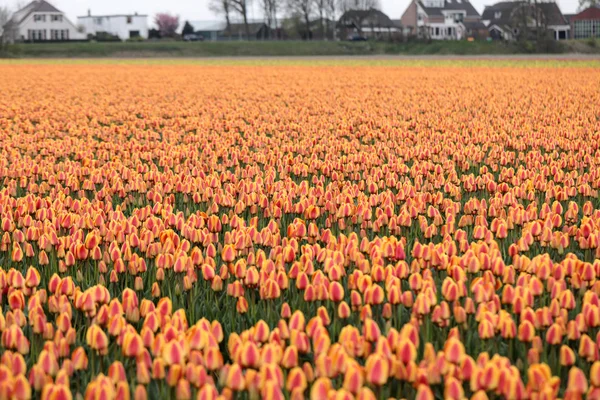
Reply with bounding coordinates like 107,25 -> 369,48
579,0 -> 599,10
230,0 -> 252,39
288,0 -> 313,39
261,0 -> 279,38
0,6 -> 11,45
339,0 -> 378,11
314,0 -> 327,39
209,0 -> 233,37
325,0 -> 338,39
361,0 -> 380,9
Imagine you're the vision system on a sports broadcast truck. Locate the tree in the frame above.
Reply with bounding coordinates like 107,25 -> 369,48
325,0 -> 338,39
579,0 -> 599,10
209,0 -> 232,37
229,0 -> 251,39
313,0 -> 327,39
182,21 -> 195,36
339,0 -> 379,11
261,0 -> 279,38
0,6 -> 11,43
287,0 -> 313,39
154,13 -> 180,38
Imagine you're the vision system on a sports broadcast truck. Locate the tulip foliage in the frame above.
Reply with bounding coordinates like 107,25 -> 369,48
0,61 -> 600,400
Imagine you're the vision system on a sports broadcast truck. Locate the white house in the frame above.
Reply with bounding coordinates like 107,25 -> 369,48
77,12 -> 148,40
2,0 -> 84,43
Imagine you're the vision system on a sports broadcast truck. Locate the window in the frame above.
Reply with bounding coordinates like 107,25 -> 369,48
127,16 -> 133,24
33,14 -> 46,22
51,15 -> 63,22
454,13 -> 464,22
574,20 -> 600,39
435,27 -> 440,36
27,29 -> 46,40
129,30 -> 140,38
50,29 -> 68,40
94,17 -> 103,25
447,27 -> 452,36
494,11 -> 502,19
417,14 -> 422,21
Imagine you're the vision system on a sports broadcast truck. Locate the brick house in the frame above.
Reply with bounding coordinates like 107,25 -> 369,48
400,0 -> 485,39
568,6 -> 600,39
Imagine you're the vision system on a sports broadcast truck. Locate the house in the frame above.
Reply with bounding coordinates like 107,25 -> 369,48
189,21 -> 227,41
338,9 -> 402,40
77,11 -> 148,40
568,6 -> 600,39
224,23 -> 271,40
481,1 -> 570,40
2,0 -> 84,43
400,0 -> 484,40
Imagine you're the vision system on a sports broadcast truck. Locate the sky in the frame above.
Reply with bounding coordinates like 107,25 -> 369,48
3,0 -> 581,27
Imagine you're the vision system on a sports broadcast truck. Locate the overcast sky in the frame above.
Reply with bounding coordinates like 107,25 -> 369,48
5,0 -> 581,26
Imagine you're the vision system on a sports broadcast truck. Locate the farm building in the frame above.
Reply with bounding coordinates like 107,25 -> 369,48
188,21 -> 271,41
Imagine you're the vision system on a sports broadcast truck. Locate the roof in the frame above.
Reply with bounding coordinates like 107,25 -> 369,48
188,20 -> 227,32
77,14 -> 148,19
338,8 -> 398,28
462,20 -> 487,29
538,2 -> 569,25
482,1 -> 567,26
418,0 -> 481,17
570,6 -> 600,21
5,0 -> 62,27
34,0 -> 60,12
225,22 -> 269,35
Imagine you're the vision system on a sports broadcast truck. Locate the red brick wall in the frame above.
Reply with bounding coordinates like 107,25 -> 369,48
569,7 -> 600,38
401,0 -> 418,33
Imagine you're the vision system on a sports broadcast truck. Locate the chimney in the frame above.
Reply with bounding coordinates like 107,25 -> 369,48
88,9 -> 91,16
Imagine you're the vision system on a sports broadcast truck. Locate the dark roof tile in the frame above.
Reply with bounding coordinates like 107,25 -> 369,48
338,8 -> 397,28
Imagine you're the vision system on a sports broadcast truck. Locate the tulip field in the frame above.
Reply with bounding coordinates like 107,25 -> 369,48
1,59 -> 600,400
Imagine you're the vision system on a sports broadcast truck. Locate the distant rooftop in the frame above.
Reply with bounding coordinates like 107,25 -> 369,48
188,19 -> 267,32
6,0 -> 63,26
78,13 -> 147,18
188,21 -> 227,32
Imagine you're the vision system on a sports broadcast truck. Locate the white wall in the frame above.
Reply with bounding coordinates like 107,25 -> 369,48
77,15 -> 148,40
17,11 -> 84,41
